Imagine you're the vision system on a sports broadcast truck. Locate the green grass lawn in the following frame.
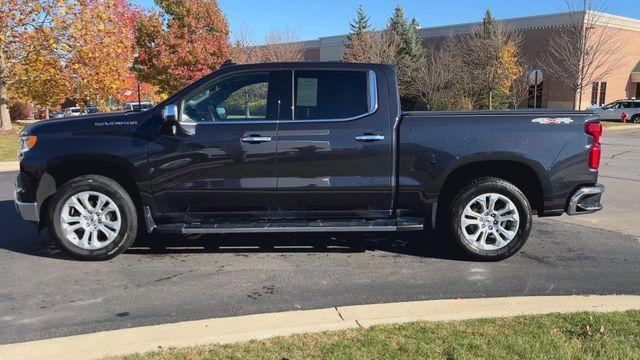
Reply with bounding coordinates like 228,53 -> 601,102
0,126 -> 20,162
602,121 -> 639,128
116,310 -> 640,360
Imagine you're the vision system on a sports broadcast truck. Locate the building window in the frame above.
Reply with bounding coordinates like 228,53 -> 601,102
591,82 -> 599,105
599,82 -> 607,106
636,83 -> 640,99
527,81 -> 543,108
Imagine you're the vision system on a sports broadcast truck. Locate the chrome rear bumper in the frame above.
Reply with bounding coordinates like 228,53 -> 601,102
567,184 -> 604,215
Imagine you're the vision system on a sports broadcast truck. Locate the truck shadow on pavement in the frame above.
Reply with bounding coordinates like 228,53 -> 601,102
0,200 -> 464,261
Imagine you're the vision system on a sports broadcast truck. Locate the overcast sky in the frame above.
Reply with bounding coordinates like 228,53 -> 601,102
130,0 -> 640,44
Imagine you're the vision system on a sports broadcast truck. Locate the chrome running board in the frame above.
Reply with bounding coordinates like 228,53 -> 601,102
179,218 -> 423,234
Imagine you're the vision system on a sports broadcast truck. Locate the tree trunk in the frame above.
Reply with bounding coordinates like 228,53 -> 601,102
577,89 -> 584,111
0,85 -> 11,131
488,91 -> 493,110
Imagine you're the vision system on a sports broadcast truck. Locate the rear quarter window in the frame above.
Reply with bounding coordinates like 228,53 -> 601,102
292,70 -> 370,120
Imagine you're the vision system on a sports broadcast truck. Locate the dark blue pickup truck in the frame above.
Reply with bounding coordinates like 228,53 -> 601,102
15,62 -> 604,261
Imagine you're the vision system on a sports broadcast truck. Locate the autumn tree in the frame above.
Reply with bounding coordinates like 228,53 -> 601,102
67,0 -> 139,109
416,37 -> 474,111
0,0 -> 77,129
463,10 -> 524,109
343,5 -> 398,65
117,74 -> 164,105
134,0 -> 231,95
543,1 -> 626,110
259,30 -> 304,63
233,28 -> 303,64
386,5 -> 425,109
10,30 -> 71,118
508,69 -> 531,109
343,31 -> 398,65
232,26 -> 259,64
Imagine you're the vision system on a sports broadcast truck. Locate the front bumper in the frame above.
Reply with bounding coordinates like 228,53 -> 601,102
567,184 -> 604,215
14,183 -> 39,223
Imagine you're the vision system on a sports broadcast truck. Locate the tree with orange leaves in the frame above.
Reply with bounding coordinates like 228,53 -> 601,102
67,0 -> 140,109
0,0 -> 78,129
134,0 -> 231,95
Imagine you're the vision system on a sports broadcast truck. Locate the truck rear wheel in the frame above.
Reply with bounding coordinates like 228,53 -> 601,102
447,177 -> 532,261
49,175 -> 138,261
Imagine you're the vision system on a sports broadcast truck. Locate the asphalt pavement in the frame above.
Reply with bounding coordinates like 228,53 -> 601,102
1,129 -> 639,345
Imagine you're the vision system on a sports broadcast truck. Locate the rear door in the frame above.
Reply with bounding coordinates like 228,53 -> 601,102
275,66 -> 393,218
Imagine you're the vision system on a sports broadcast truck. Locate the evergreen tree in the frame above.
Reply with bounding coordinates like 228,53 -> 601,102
462,9 -> 523,109
345,5 -> 372,47
386,5 -> 425,109
480,9 -> 498,38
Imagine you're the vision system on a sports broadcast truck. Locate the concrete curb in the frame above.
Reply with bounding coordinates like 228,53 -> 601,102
0,161 -> 18,172
1,295 -> 639,360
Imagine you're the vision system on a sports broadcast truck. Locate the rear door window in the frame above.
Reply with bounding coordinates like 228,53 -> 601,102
289,70 -> 372,121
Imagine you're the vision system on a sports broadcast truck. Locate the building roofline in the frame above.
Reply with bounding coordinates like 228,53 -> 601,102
297,10 -> 640,48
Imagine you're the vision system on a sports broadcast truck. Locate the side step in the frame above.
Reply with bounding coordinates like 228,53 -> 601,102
175,218 -> 423,234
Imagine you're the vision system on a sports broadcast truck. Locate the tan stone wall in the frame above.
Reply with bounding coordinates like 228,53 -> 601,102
583,27 -> 640,108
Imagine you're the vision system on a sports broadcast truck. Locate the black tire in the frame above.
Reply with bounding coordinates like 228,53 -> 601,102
48,175 -> 138,260
447,177 -> 532,261
632,114 -> 640,124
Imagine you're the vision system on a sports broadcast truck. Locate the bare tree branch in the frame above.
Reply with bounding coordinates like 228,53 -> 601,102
543,0 -> 627,109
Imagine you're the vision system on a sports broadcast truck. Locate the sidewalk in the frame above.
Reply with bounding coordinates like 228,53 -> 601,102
0,161 -> 18,172
1,295 -> 639,360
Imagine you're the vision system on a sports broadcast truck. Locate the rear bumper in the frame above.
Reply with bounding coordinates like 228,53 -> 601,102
567,184 -> 604,215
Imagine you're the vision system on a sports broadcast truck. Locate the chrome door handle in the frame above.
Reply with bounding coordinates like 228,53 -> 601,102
241,136 -> 272,143
355,134 -> 385,142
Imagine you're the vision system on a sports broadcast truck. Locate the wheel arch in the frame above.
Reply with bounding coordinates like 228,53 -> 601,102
436,157 -> 551,216
37,156 -> 143,229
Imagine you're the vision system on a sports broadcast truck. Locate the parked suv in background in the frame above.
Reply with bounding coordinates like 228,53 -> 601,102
63,107 -> 85,117
593,99 -> 640,122
122,102 -> 154,112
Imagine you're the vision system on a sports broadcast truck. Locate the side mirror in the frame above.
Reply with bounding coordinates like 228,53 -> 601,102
162,104 -> 178,123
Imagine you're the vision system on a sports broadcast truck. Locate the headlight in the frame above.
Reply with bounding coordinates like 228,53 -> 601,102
18,135 -> 37,159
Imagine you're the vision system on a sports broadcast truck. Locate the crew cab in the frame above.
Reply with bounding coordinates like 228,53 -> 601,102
15,62 -> 604,261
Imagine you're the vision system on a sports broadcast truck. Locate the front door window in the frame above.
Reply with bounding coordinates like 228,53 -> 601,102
181,72 -> 278,123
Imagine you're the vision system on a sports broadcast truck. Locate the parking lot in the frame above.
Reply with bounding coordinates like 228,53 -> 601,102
1,128 -> 639,345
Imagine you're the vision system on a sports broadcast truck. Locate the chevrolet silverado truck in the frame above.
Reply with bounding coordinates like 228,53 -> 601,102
15,62 -> 604,261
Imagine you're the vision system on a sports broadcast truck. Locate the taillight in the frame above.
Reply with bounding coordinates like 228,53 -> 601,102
585,122 -> 603,170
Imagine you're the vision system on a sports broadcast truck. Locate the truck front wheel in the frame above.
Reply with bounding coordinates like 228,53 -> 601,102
48,175 -> 138,261
448,177 -> 532,261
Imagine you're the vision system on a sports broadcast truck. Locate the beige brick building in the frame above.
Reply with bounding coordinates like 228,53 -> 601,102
299,11 -> 640,110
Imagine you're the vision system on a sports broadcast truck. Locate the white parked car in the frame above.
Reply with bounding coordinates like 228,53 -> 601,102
122,102 -> 154,112
63,107 -> 84,117
592,100 -> 640,123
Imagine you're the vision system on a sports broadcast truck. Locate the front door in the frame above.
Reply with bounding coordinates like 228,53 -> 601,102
275,67 -> 393,218
147,70 -> 283,219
